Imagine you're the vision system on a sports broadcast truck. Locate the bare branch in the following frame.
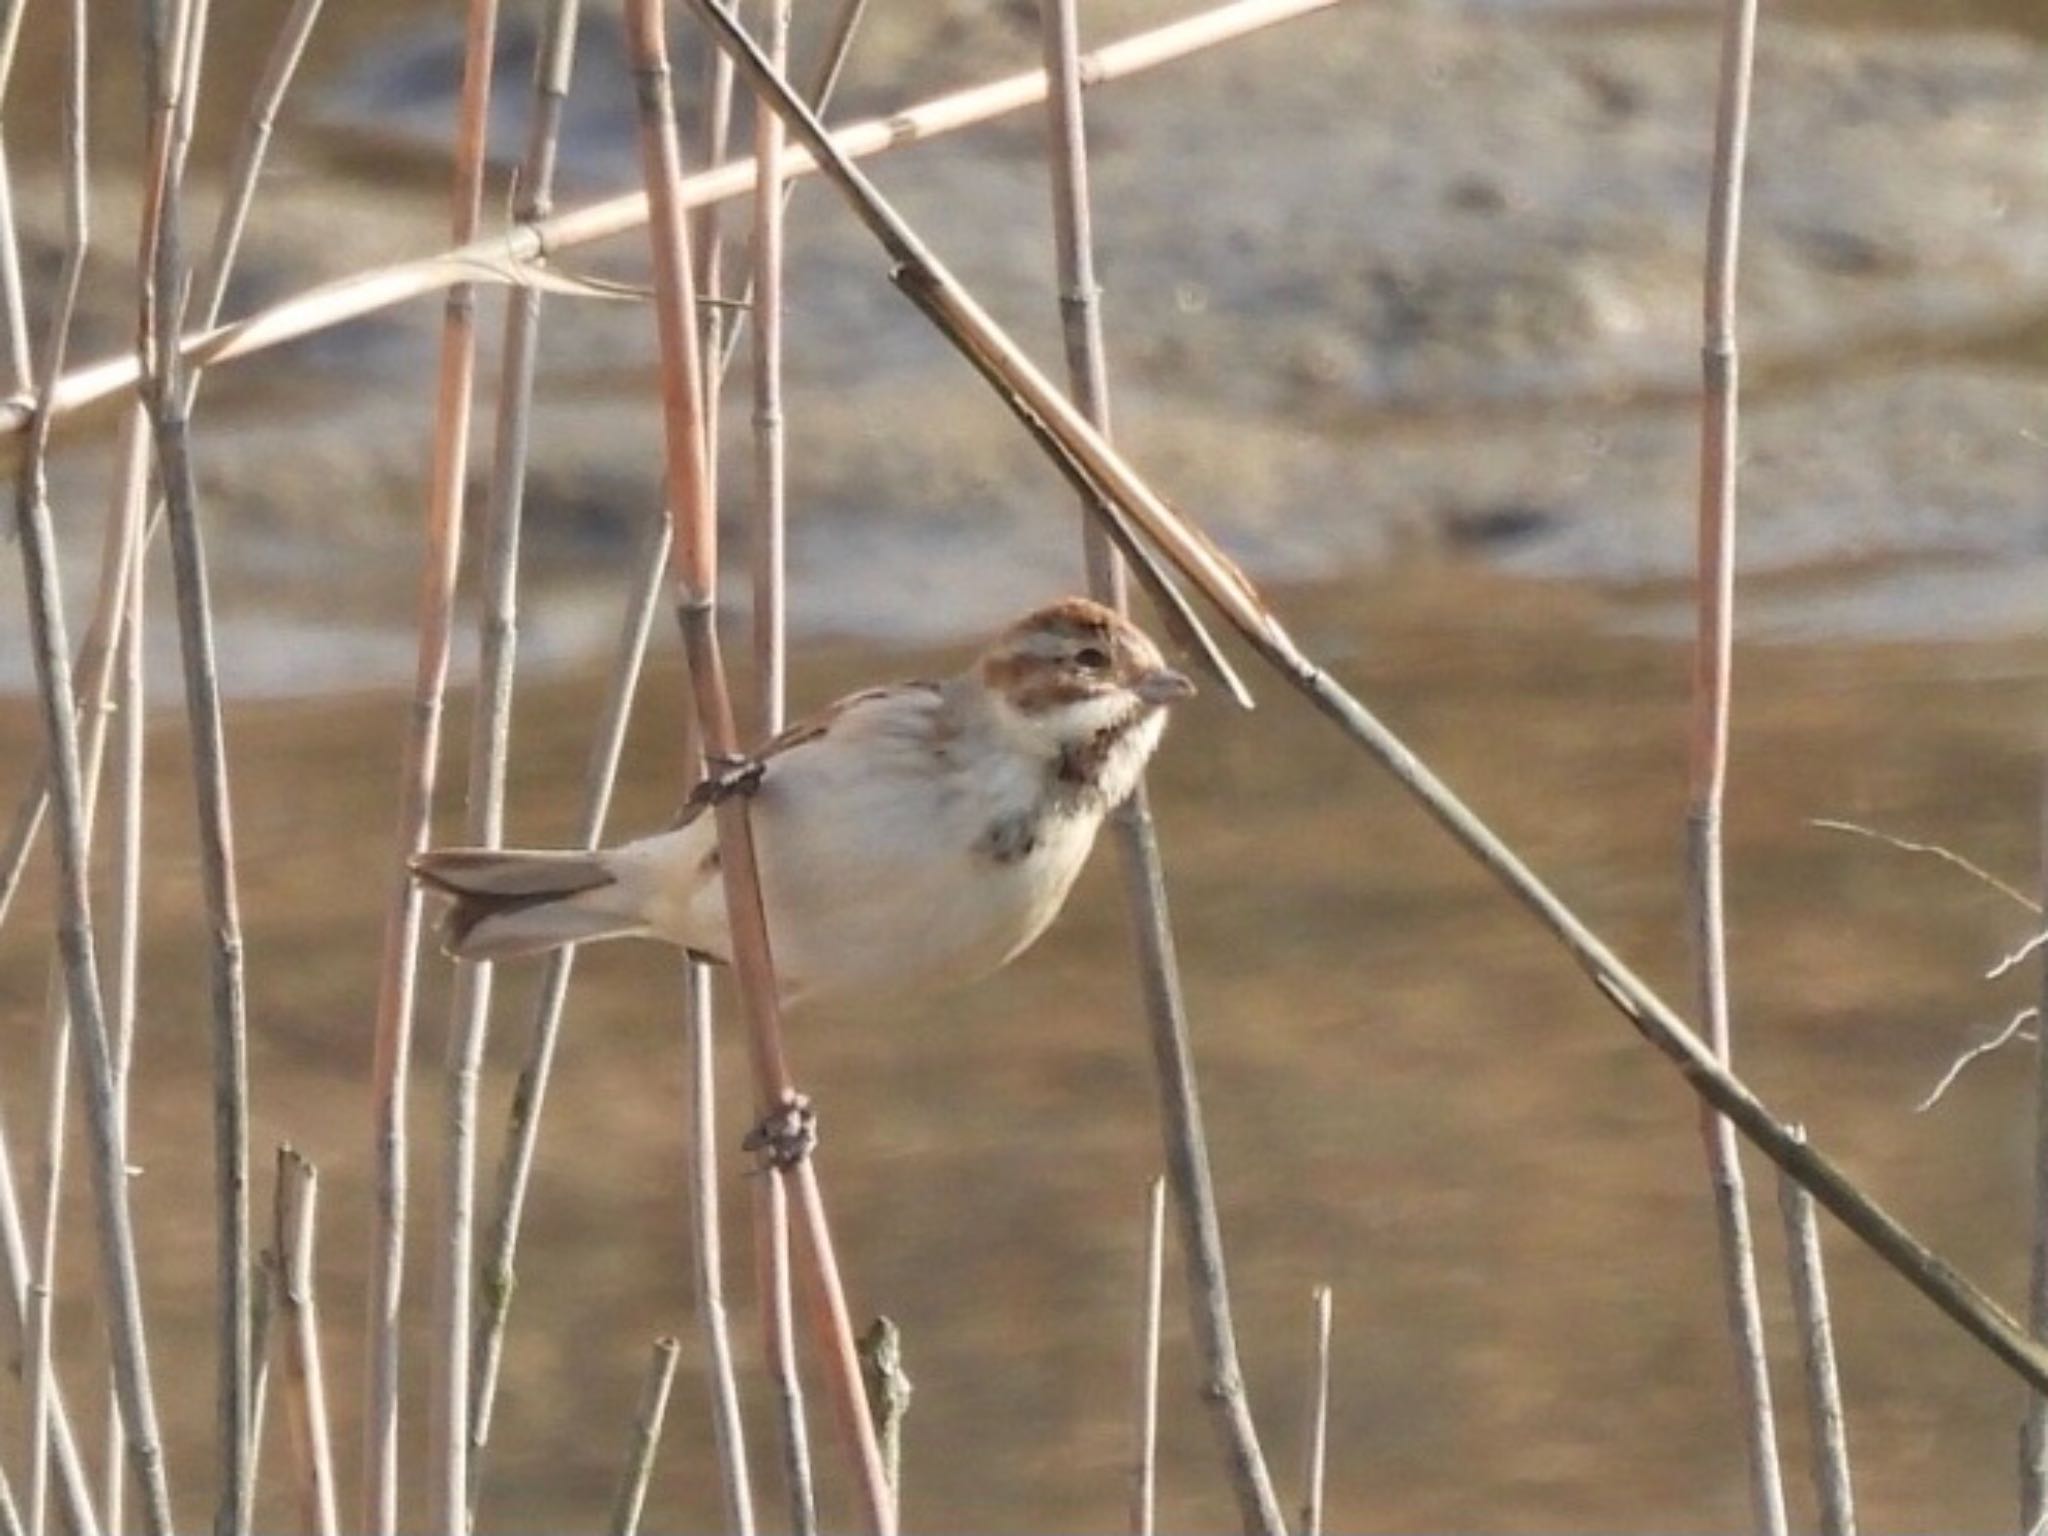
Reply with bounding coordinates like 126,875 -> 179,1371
1915,1008 -> 2039,1114
1811,819 -> 2039,914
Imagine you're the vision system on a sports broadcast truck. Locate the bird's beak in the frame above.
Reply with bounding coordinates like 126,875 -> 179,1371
1134,666 -> 1197,705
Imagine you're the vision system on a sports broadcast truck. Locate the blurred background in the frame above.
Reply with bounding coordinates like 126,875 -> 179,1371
3,0 -> 2048,1528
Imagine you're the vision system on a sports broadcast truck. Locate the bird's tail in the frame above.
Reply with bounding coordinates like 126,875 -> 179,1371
411,847 -> 644,961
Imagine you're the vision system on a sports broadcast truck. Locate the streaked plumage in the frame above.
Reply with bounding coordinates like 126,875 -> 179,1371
412,598 -> 1193,1006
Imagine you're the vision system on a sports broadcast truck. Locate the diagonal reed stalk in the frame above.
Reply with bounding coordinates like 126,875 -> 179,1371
10,0 -> 175,1523
1776,1148 -> 1854,1536
1687,0 -> 1788,1527
271,1148 -> 339,1536
0,0 -> 1337,456
137,0 -> 261,1519
684,0 -> 2048,1397
608,1338 -> 681,1536
1037,2 -> 1282,1528
622,0 -> 891,1526
1129,1177 -> 1164,1536
420,0 -> 504,1527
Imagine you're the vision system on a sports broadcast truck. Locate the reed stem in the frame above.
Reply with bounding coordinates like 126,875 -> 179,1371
1037,1 -> 1280,1525
271,1148 -> 339,1536
623,0 -> 890,1522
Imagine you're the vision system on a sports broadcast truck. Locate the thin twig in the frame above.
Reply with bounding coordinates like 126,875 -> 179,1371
0,0 -> 1339,453
855,1318 -> 908,1506
1988,931 -> 2048,983
1776,1143 -> 1855,1536
271,1148 -> 339,1536
686,0 -> 2048,1395
1299,1286 -> 1333,1536
421,0 -> 503,1522
607,1338 -> 680,1536
1037,1 -> 1282,1525
1129,1178 -> 1164,1536
1811,819 -> 2039,914
1914,1008 -> 2037,1114
622,0 -> 891,1525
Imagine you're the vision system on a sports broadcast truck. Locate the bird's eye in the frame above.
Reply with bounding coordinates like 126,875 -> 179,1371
1074,645 -> 1111,672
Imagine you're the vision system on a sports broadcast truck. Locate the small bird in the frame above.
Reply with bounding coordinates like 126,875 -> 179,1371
412,597 -> 1195,1006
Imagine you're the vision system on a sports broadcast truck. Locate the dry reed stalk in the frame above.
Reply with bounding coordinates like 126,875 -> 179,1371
2027,770 -> 2048,1529
416,0 -> 503,1524
623,0 -> 891,1526
0,0 -> 32,398
685,0 -> 2048,1396
467,12 -> 873,1499
0,0 -> 1335,453
29,966 -> 72,1536
137,0 -> 261,1518
749,0 -> 790,740
10,0 -> 173,1521
746,5 -> 815,1531
270,1148 -> 339,1536
24,491 -> 131,1536
2025,780 -> 2048,1536
1036,3 -> 1282,1527
694,0 -> 735,481
754,1168 -> 815,1536
1130,1178 -> 1164,1536
1776,1148 -> 1854,1536
439,0 -> 580,1522
679,13 -> 752,1533
468,509 -> 671,1460
0,0 -> 322,964
608,1338 -> 681,1536
1298,1287 -> 1332,1536
357,0 -> 495,1516
0,1468 -> 19,1536
22,411 -> 149,1536
682,957 -> 756,1536
1686,0 -> 1787,1528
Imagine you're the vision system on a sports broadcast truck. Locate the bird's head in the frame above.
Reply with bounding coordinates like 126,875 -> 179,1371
972,598 -> 1195,802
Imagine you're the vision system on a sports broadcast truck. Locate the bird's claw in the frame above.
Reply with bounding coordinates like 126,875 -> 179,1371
688,755 -> 766,811
742,1091 -> 817,1171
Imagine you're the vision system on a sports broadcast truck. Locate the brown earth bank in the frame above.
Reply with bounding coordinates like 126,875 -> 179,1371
4,570 -> 2047,1530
